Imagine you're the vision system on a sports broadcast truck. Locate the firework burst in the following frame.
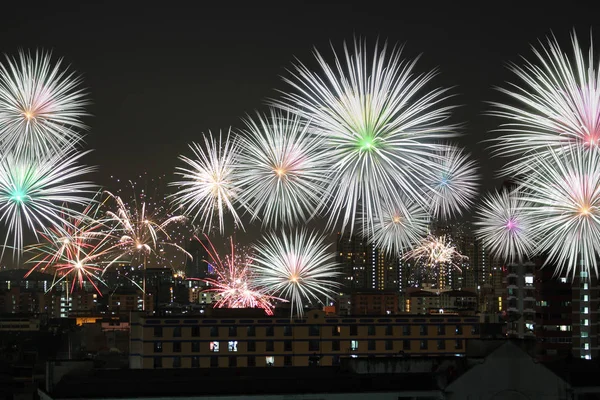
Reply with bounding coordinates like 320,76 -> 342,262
426,145 -> 478,219
402,234 -> 467,273
490,32 -> 600,174
363,198 -> 429,256
0,148 -> 95,258
194,235 -> 281,315
236,108 -> 328,227
275,39 -> 455,234
475,188 -> 536,263
252,230 -> 340,318
520,148 -> 600,278
171,130 -> 243,234
0,51 -> 87,158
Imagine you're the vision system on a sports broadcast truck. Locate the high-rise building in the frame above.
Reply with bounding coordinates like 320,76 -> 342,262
572,271 -> 599,360
185,238 -> 210,279
504,261 -> 536,339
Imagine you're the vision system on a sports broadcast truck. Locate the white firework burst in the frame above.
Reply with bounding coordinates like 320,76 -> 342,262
252,229 -> 341,318
171,130 -> 243,234
426,145 -> 478,219
474,188 -> 536,263
275,39 -> 455,234
0,148 -> 95,258
490,32 -> 600,174
521,148 -> 600,278
236,108 -> 328,227
364,198 -> 429,256
0,51 -> 87,158
402,234 -> 467,273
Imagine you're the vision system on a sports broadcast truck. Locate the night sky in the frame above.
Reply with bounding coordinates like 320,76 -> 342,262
1,2 -> 597,257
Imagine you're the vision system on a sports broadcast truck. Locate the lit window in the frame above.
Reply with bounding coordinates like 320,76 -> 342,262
210,341 -> 219,352
584,295 -> 589,301
584,320 -> 589,326
581,271 -> 588,278
560,325 -> 568,331
585,355 -> 592,360
584,307 -> 589,314
585,343 -> 590,350
582,332 -> 589,338
584,283 -> 589,290
265,356 -> 274,366
525,276 -> 533,285
560,277 -> 567,283
350,340 -> 359,351
228,341 -> 238,352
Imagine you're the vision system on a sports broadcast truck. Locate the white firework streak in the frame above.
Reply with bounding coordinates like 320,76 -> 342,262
475,188 -> 536,263
274,39 -> 456,234
252,229 -> 341,318
0,148 -> 96,258
521,148 -> 600,278
363,198 -> 430,256
426,144 -> 479,219
171,129 -> 244,234
490,32 -> 600,174
236,108 -> 328,228
0,51 -> 87,158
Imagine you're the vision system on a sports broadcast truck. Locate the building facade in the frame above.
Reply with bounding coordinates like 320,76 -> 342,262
130,309 -> 481,369
572,271 -> 599,359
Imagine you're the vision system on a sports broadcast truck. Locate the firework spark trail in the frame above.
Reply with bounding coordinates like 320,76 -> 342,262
0,148 -> 96,259
193,235 -> 281,315
252,229 -> 340,318
236,108 -> 328,228
274,39 -> 456,235
475,188 -> 536,263
0,51 -> 87,158
426,145 -> 478,219
490,32 -> 600,175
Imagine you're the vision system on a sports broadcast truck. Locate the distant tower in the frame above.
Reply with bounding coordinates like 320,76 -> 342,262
185,238 -> 209,279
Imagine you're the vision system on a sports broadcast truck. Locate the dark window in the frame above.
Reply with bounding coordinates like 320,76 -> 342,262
153,357 -> 162,368
229,326 -> 237,336
247,341 -> 256,352
284,340 -> 292,351
284,355 -> 293,366
403,340 -> 410,351
154,342 -> 162,353
266,341 -> 274,351
173,327 -> 182,337
332,355 -> 341,365
385,325 -> 393,336
403,326 -> 411,336
350,325 -> 358,335
191,326 -> 200,337
309,340 -> 319,351
192,342 -> 200,352
332,326 -> 341,336
455,325 -> 462,335
309,325 -> 320,336
266,326 -> 275,337
247,356 -> 256,366
191,356 -> 200,368
247,326 -> 256,337
332,340 -> 340,351
437,325 -> 445,335
173,356 -> 181,368
385,340 -> 393,350
154,327 -> 163,337
368,340 -> 376,351
420,325 -> 428,336
210,356 -> 219,367
210,326 -> 219,337
173,342 -> 181,353
420,340 -> 428,350
437,340 -> 446,350
368,325 -> 376,335
284,326 -> 292,336
308,355 -> 320,366
471,325 -> 480,335
229,356 -> 237,367
455,339 -> 463,350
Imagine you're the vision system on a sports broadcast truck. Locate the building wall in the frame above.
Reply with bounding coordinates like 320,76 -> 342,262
129,310 -> 481,369
350,292 -> 399,315
504,262 -> 536,339
572,271 -> 599,360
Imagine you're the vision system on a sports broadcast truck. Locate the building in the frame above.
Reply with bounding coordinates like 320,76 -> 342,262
109,289 -> 143,315
572,270 -> 599,359
534,267 -> 572,361
185,238 -> 210,279
336,232 -> 374,290
350,291 -> 399,315
69,292 -> 99,316
405,289 -> 477,315
504,261 -> 536,339
129,309 -> 481,369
